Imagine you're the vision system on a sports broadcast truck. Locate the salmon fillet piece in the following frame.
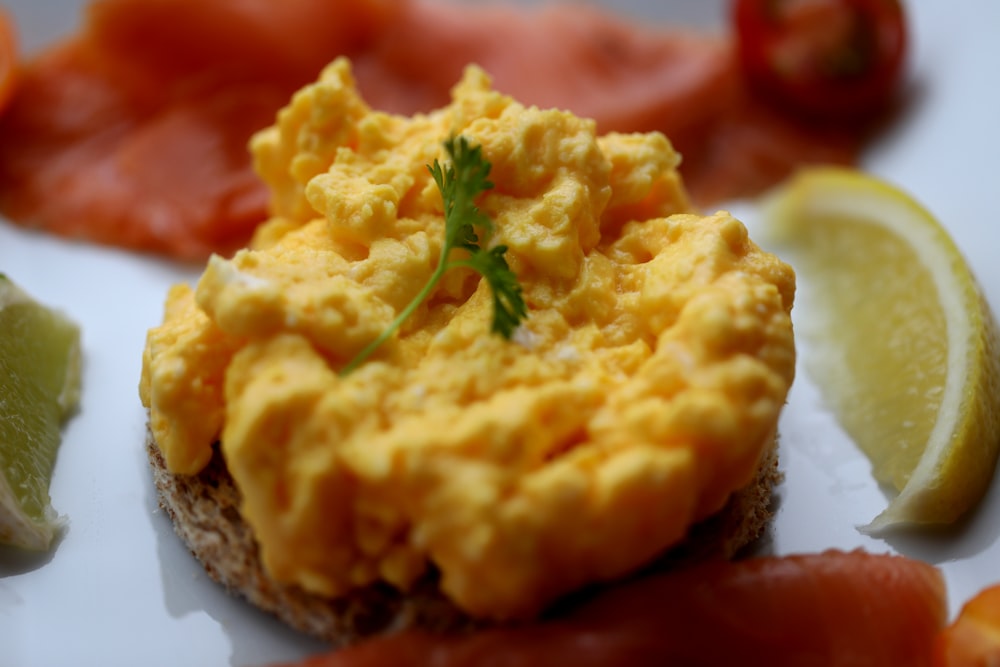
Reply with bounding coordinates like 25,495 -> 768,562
0,0 -> 864,259
271,550 -> 947,667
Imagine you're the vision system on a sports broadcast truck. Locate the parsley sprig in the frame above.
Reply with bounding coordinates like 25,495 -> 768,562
340,135 -> 527,374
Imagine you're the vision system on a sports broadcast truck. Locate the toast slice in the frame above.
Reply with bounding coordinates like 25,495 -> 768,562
146,427 -> 782,646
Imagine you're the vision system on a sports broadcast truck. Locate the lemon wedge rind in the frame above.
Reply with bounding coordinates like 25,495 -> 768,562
761,168 -> 1000,532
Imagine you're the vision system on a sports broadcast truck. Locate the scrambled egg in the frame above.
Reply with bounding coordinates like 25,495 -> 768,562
139,58 -> 796,620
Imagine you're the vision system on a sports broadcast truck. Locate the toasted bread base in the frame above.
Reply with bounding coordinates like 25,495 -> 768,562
146,428 -> 781,647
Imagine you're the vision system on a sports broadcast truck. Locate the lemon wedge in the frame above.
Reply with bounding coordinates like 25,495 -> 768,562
0,274 -> 82,550
759,167 -> 1000,531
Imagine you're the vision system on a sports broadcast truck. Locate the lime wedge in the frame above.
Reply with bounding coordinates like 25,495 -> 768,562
0,274 -> 82,550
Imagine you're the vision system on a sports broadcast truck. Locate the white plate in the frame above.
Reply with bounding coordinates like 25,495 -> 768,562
2,1 -> 999,665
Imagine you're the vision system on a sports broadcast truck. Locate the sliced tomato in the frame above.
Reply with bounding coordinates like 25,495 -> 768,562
733,0 -> 907,122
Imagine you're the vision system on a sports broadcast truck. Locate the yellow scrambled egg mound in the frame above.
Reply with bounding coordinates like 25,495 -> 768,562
139,58 -> 796,620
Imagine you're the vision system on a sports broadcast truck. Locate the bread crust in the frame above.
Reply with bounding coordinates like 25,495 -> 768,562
146,426 -> 781,647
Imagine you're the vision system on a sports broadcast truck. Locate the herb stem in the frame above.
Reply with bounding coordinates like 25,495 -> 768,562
339,135 -> 526,375
339,251 -> 449,376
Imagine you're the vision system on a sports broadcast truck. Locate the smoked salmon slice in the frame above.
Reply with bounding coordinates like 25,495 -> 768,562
0,0 -> 392,260
934,583 -> 1000,666
0,0 -> 874,260
268,550 -> 947,667
0,7 -> 16,114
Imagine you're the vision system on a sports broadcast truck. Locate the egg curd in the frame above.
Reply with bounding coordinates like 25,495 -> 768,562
139,58 -> 796,620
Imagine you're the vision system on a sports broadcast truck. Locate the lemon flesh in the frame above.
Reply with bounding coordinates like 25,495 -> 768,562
760,168 -> 1000,531
0,274 -> 82,550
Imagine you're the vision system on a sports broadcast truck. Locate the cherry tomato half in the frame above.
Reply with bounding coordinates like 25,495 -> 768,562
733,0 -> 908,122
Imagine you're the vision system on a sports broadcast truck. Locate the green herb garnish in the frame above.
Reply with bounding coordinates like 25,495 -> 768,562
340,135 -> 527,375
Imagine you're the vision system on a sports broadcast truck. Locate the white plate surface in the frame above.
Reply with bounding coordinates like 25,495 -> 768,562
2,1 -> 999,665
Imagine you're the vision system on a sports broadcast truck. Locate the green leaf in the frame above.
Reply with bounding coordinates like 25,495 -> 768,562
341,135 -> 527,374
458,245 -> 526,339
